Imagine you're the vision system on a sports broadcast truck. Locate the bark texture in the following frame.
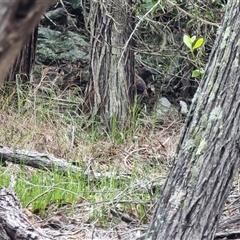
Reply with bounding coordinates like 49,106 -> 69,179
0,187 -> 53,240
142,1 -> 240,239
0,0 -> 55,83
86,0 -> 135,131
6,27 -> 38,81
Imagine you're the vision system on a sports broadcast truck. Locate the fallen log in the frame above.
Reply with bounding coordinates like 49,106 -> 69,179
0,146 -> 83,174
0,146 -> 130,180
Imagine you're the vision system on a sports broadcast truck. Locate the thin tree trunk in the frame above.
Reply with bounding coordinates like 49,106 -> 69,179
141,1 -> 240,239
85,0 -> 135,131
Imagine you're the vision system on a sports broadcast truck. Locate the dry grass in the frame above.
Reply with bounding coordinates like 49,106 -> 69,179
0,81 -> 182,174
0,81 -> 183,239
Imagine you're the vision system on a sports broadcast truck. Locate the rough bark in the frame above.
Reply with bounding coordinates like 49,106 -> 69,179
5,27 -> 38,82
85,0 -> 135,131
141,1 -> 240,239
0,187 -> 53,240
0,0 -> 55,83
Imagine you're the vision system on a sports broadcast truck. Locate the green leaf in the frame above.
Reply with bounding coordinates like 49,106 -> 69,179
183,34 -> 192,50
192,69 -> 201,77
205,11 -> 213,19
192,69 -> 201,78
192,38 -> 204,50
191,36 -> 196,42
143,0 -> 158,12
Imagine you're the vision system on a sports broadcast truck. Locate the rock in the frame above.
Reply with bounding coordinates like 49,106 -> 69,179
36,27 -> 90,65
155,97 -> 173,117
179,100 -> 188,115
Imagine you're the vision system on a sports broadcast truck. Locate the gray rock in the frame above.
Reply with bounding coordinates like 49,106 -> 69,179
179,100 -> 188,115
155,97 -> 173,118
36,27 -> 90,64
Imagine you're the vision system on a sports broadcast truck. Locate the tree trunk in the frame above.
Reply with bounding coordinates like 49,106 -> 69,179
0,0 -> 55,83
85,0 -> 135,131
141,1 -> 240,239
5,27 -> 38,82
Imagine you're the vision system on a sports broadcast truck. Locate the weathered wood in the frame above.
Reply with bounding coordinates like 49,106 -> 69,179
0,187 -> 53,240
0,0 -> 55,83
0,146 -> 130,180
218,214 -> 240,230
215,229 -> 240,239
0,146 -> 83,174
139,1 -> 240,239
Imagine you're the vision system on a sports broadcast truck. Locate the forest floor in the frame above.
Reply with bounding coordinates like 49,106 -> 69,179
1,80 -> 240,239
0,80 -> 182,239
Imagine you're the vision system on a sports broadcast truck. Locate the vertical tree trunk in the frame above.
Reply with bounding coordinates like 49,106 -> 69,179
141,1 -> 240,239
6,27 -> 38,81
0,0 -> 55,83
85,0 -> 135,131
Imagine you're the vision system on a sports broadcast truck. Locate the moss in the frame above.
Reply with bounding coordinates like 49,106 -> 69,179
220,26 -> 231,49
200,114 -> 208,129
190,165 -> 200,184
209,106 -> 222,121
196,139 -> 207,155
232,58 -> 239,68
183,139 -> 195,152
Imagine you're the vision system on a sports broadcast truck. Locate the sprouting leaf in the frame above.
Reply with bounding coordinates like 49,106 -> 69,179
183,34 -> 192,50
192,38 -> 204,50
191,35 -> 196,43
192,69 -> 201,78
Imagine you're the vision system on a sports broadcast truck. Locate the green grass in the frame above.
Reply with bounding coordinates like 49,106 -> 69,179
0,162 -> 160,224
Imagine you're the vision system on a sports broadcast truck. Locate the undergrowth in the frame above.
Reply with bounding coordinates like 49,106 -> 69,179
0,80 -> 182,227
